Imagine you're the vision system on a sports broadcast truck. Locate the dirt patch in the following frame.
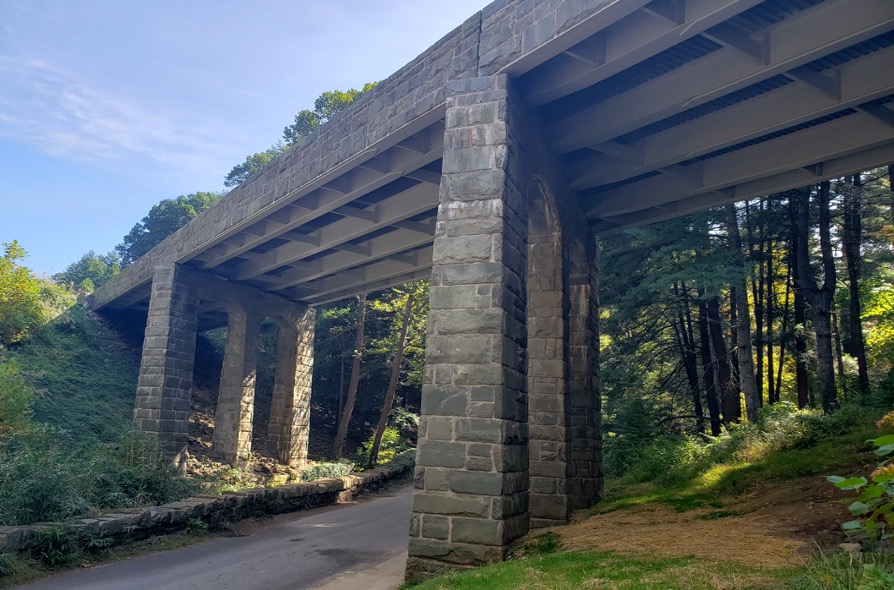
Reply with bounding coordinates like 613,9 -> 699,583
553,476 -> 852,568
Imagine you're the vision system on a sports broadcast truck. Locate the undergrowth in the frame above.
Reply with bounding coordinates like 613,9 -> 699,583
0,426 -> 196,526
599,402 -> 883,510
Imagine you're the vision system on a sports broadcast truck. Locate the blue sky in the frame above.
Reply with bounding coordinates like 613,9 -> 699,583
0,0 -> 488,275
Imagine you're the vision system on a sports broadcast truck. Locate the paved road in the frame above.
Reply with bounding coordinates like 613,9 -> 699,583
17,485 -> 413,590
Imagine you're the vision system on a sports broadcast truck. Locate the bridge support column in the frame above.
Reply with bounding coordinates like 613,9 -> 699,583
569,247 -> 603,508
407,74 -> 530,581
267,308 -> 315,467
212,306 -> 259,466
133,264 -> 198,467
526,231 -> 572,528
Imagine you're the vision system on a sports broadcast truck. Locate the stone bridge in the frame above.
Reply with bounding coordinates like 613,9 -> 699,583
92,0 -> 894,579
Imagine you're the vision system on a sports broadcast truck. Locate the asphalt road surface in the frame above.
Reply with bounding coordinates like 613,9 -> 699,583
17,485 -> 413,590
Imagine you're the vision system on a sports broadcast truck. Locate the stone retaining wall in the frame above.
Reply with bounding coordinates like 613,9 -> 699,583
0,458 -> 412,554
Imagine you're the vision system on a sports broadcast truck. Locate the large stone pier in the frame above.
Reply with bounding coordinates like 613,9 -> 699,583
405,74 -> 602,578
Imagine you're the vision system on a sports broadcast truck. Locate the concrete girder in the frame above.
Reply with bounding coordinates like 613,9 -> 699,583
569,46 -> 894,189
231,181 -> 439,280
198,122 -> 445,270
550,0 -> 894,153
589,142 -> 894,233
287,246 -> 434,301
584,110 -> 894,219
526,0 -> 763,105
250,218 -> 436,291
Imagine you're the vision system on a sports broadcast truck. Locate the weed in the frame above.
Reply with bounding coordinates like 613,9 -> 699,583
31,527 -> 80,567
83,534 -> 112,553
0,552 -> 20,578
516,532 -> 561,556
298,461 -> 354,482
186,518 -> 208,535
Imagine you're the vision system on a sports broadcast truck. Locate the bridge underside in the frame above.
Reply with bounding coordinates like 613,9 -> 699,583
91,0 -> 894,580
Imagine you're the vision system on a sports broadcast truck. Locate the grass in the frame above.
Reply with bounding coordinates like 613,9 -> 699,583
403,551 -> 805,590
6,304 -> 139,443
595,407 -> 883,517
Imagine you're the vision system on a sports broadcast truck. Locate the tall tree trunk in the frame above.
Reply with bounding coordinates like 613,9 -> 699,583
776,253 -> 792,402
369,292 -> 414,466
766,235 -> 776,404
842,173 -> 870,395
674,283 -> 704,432
332,294 -> 368,458
747,199 -> 766,403
697,290 -> 722,436
726,204 -> 760,422
707,294 -> 738,423
794,183 -> 837,413
729,289 -> 741,398
833,310 -> 846,386
788,193 -> 812,408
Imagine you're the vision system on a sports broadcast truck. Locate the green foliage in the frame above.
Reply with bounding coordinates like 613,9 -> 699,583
225,84 -> 378,189
515,532 -> 562,556
597,403 -> 881,515
31,526 -> 80,567
0,425 -> 195,526
223,145 -> 285,188
313,283 -> 428,447
827,412 -> 894,544
0,241 -> 47,345
0,551 -> 21,578
298,460 -> 353,482
0,359 -> 32,430
185,518 -> 208,535
282,83 -> 377,146
799,549 -> 894,590
8,304 -> 139,443
402,550 -> 800,590
83,533 -> 112,553
116,192 -> 221,265
53,250 -> 120,291
864,285 -> 894,366
356,426 -> 405,467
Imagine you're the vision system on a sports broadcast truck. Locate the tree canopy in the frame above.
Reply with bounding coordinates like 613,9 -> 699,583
224,83 -> 377,189
54,250 -> 120,291
116,192 -> 221,265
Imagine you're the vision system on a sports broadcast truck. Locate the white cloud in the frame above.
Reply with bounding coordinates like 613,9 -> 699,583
0,56 -> 235,176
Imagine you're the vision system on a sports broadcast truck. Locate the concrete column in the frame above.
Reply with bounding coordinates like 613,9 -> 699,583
407,75 -> 529,581
268,307 -> 315,467
526,232 -> 572,528
569,249 -> 603,508
212,307 -> 259,466
133,264 -> 198,466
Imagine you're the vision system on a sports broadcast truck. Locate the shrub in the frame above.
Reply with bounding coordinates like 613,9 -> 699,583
0,426 -> 195,526
298,461 -> 353,482
827,412 -> 894,545
31,526 -> 81,567
0,359 -> 32,429
356,426 -> 407,468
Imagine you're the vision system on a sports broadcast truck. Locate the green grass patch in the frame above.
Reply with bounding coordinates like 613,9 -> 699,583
6,304 -> 140,443
596,409 -> 884,516
403,550 -> 804,590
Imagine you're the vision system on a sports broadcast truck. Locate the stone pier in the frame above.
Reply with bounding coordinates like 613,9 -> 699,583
133,265 -> 314,469
406,74 -> 601,580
